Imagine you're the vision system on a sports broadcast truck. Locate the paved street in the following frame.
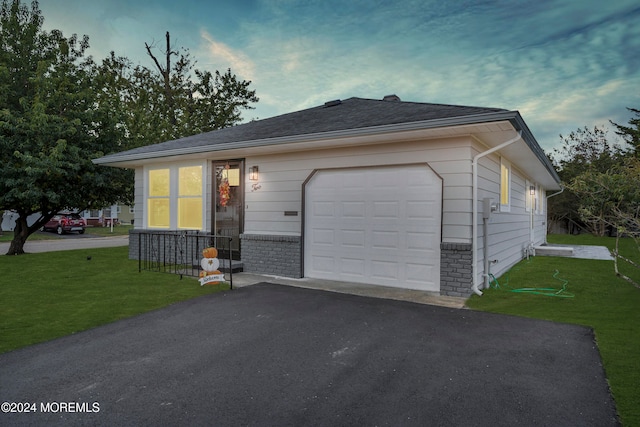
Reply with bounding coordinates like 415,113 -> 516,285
0,234 -> 129,254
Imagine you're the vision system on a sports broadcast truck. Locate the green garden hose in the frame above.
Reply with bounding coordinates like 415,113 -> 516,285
488,269 -> 574,298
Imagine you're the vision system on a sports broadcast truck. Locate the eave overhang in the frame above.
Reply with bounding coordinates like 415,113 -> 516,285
93,110 -> 561,190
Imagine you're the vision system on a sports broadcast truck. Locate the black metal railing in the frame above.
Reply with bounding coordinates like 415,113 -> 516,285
137,231 -> 234,289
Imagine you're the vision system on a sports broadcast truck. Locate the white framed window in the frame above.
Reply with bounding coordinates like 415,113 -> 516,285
500,158 -> 511,212
177,165 -> 203,229
145,162 -> 204,230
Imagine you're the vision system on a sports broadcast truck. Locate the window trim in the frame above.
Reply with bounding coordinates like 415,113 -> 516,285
144,162 -> 205,230
500,158 -> 511,212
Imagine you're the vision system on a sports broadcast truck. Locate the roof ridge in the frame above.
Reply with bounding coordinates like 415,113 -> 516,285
345,96 -> 506,111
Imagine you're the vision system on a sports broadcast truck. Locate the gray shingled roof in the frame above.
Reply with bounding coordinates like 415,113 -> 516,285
95,97 -> 508,162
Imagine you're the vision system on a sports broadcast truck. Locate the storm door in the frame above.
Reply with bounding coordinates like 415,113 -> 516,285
213,160 -> 244,260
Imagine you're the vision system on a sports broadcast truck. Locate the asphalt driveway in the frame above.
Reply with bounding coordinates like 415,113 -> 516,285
0,283 -> 618,426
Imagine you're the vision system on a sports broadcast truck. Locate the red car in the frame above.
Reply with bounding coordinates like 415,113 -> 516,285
43,213 -> 86,235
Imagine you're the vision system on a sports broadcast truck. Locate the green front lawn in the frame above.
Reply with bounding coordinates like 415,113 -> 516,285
0,246 -> 228,354
467,235 -> 640,426
1,235 -> 638,424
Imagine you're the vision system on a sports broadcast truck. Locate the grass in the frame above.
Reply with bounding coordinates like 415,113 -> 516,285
1,233 -> 638,424
467,235 -> 640,426
0,246 -> 228,354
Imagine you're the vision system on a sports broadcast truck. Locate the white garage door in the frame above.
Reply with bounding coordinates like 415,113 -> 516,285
304,165 -> 441,291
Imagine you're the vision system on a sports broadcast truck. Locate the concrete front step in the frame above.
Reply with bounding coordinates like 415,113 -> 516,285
534,245 -> 574,257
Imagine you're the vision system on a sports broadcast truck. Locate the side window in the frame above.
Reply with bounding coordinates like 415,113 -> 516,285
177,165 -> 203,229
500,158 -> 511,212
148,168 -> 171,228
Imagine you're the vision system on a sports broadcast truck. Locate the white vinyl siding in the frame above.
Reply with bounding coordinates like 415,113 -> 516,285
243,136 -> 472,243
477,159 -> 548,282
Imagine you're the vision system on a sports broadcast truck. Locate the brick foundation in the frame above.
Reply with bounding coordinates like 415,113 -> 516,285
240,234 -> 301,278
440,242 -> 473,297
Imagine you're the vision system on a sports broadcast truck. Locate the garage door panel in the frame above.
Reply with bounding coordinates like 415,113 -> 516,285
305,165 -> 441,291
311,201 -> 334,217
310,228 -> 335,245
406,232 -> 435,251
371,260 -> 398,280
373,201 -> 399,218
340,258 -> 365,276
406,263 -> 436,286
372,231 -> 399,249
341,229 -> 365,248
342,201 -> 366,218
309,255 -> 334,274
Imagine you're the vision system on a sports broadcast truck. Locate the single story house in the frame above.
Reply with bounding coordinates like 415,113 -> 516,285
94,95 -> 561,297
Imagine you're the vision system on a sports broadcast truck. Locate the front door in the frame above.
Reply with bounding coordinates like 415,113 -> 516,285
213,160 -> 244,260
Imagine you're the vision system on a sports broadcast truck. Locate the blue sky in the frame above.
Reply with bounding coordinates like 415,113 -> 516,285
39,0 -> 640,153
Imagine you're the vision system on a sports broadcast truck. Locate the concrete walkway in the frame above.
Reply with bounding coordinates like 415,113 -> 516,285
536,243 -> 614,261
232,272 -> 469,308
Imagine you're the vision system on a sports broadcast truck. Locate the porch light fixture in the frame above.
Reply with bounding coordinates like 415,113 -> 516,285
530,185 -> 536,196
249,166 -> 259,181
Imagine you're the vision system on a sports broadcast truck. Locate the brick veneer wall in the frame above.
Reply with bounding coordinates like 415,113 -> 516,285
440,242 -> 473,297
240,234 -> 302,278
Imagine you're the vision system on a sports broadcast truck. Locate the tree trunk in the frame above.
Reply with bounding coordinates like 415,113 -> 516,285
145,31 -> 177,125
6,217 -> 30,255
5,213 -> 51,255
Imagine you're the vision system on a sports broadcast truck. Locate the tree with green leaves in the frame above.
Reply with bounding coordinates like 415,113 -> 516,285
550,109 -> 640,286
0,0 -> 130,255
1,2 -> 259,255
612,108 -> 640,156
99,31 -> 259,148
548,125 -> 625,235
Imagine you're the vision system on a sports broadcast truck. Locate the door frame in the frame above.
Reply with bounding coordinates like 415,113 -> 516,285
212,159 -> 245,260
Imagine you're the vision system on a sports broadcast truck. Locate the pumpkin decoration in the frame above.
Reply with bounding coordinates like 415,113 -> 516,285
201,256 -> 220,272
202,247 -> 218,259
199,247 -> 224,286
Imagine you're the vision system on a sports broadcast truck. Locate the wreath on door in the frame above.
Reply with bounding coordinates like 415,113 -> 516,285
219,178 -> 230,207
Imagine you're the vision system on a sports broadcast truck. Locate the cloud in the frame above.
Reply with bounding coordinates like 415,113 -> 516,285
199,30 -> 255,80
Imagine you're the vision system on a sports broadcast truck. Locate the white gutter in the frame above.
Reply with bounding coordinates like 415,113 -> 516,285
471,131 -> 522,296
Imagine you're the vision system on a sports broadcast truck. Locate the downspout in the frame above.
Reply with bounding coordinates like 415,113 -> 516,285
471,131 -> 522,296
544,185 -> 564,244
